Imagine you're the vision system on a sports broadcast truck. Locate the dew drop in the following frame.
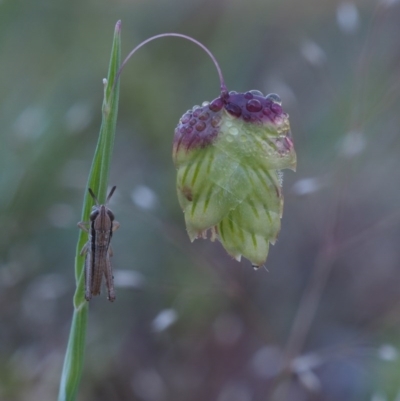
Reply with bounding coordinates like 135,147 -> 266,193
202,101 -> 210,107
271,103 -> 283,114
229,90 -> 238,96
225,102 -> 242,117
199,112 -> 209,121
186,126 -> 193,134
195,121 -> 206,132
242,113 -> 251,122
246,99 -> 262,112
211,115 -> 221,128
189,118 -> 197,126
250,90 -> 264,97
179,126 -> 186,134
266,93 -> 282,105
229,127 -> 239,136
263,107 -> 273,117
244,92 -> 253,99
181,113 -> 191,124
193,108 -> 202,118
226,135 -> 234,142
209,98 -> 224,112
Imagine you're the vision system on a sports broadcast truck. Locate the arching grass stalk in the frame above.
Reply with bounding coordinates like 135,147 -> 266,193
115,32 -> 227,95
57,20 -> 121,401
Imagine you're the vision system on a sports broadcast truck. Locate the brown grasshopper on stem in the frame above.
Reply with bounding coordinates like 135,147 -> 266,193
78,186 -> 120,302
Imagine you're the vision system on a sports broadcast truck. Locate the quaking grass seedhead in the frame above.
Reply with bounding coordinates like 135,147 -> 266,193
173,90 -> 296,268
116,32 -> 296,269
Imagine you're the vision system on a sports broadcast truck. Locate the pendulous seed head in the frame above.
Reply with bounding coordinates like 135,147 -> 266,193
173,90 -> 296,268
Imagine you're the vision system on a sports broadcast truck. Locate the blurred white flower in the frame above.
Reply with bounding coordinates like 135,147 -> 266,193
378,344 -> 398,361
113,269 -> 146,289
14,106 -> 47,140
291,352 -> 322,373
340,130 -> 366,157
251,345 -> 282,378
152,308 -> 178,332
337,2 -> 360,34
301,39 -> 327,67
131,185 -> 158,210
292,177 -> 321,196
298,370 -> 321,392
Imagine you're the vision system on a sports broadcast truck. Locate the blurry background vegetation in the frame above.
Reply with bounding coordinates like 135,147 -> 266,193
1,0 -> 400,400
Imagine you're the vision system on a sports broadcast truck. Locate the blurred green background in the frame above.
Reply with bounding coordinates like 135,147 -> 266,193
1,0 -> 400,400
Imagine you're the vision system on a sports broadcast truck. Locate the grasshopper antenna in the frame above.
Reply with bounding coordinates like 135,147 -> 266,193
106,186 -> 117,204
88,188 -> 100,205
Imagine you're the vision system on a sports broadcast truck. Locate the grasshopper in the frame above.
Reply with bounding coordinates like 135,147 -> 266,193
78,186 -> 120,302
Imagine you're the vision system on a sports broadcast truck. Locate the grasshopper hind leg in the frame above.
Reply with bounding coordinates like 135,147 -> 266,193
84,250 -> 93,301
104,251 -> 116,302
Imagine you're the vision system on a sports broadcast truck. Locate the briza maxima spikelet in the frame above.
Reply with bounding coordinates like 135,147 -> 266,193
173,90 -> 296,268
116,33 -> 296,268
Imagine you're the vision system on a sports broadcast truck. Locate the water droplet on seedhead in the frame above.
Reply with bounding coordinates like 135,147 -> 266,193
195,121 -> 206,132
211,115 -> 221,128
266,93 -> 282,105
229,127 -> 239,136
199,112 -> 209,121
250,89 -> 264,97
209,98 -> 224,112
244,92 -> 254,99
225,102 -> 242,117
246,99 -> 262,112
180,113 -> 191,124
193,108 -> 202,118
263,107 -> 273,117
202,101 -> 210,107
229,90 -> 238,96
271,103 -> 283,114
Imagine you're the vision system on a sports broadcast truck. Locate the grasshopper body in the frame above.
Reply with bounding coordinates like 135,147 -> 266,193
78,186 -> 119,302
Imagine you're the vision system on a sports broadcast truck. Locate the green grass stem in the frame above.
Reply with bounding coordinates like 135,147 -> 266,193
57,20 -> 121,401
